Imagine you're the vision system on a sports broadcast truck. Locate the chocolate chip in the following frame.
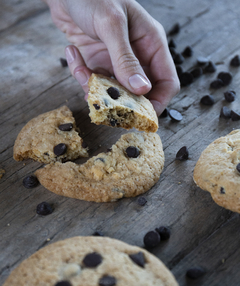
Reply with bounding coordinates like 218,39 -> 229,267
126,146 -> 140,158
58,123 -> 73,131
224,90 -> 236,102
60,58 -> 68,67
220,106 -> 231,119
137,196 -> 147,206
197,56 -> 209,66
200,95 -> 215,106
93,104 -> 100,110
236,163 -> 240,173
230,55 -> 240,67
107,87 -> 120,99
210,79 -> 223,89
99,275 -> 116,286
55,281 -> 72,286
129,252 -> 145,267
54,143 -> 67,156
190,67 -> 203,78
186,267 -> 206,279
110,118 -> 118,127
83,252 -> 102,268
176,146 -> 189,160
203,61 -> 216,73
220,187 -> 225,194
93,231 -> 104,236
36,202 -> 53,216
179,72 -> 193,86
143,231 -> 160,248
169,23 -> 180,35
231,110 -> 240,121
159,108 -> 169,118
169,109 -> 183,122
176,66 -> 183,77
182,46 -> 193,57
23,175 -> 39,189
155,226 -> 171,240
174,53 -> 184,65
217,72 -> 232,86
82,141 -> 88,148
95,158 -> 105,163
168,39 -> 177,48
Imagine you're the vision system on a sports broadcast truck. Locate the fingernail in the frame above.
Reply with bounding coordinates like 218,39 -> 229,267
65,46 -> 75,64
75,70 -> 89,86
129,74 -> 151,90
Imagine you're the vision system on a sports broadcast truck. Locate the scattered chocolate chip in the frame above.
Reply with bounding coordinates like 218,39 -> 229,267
203,61 -> 216,73
155,226 -> 171,240
110,118 -> 118,127
54,143 -> 67,156
169,109 -> 183,122
137,196 -> 147,206
190,67 -> 203,78
82,141 -> 88,148
36,202 -> 53,216
236,163 -> 240,173
144,231 -> 160,248
182,46 -> 193,57
176,66 -> 183,77
217,72 -> 232,86
93,231 -> 104,236
210,79 -> 223,89
129,252 -> 145,268
220,106 -> 231,119
55,281 -> 72,286
168,39 -> 177,48
224,90 -> 236,102
93,104 -> 100,110
176,146 -> 189,160
200,95 -> 215,106
174,53 -> 185,65
169,47 -> 177,60
159,108 -> 169,118
220,187 -> 225,194
179,72 -> 194,86
231,110 -> 240,121
99,275 -> 116,286
83,252 -> 102,268
107,87 -> 120,99
126,146 -> 140,158
230,55 -> 240,67
169,23 -> 180,35
197,56 -> 209,66
186,267 -> 206,279
58,123 -> 73,131
23,175 -> 39,189
60,58 -> 68,67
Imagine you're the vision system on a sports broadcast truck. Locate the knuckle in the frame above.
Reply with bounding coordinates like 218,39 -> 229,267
102,9 -> 126,29
117,52 -> 139,72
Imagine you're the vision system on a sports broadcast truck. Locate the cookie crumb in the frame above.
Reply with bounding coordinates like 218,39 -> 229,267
46,238 -> 51,242
0,169 -> 5,179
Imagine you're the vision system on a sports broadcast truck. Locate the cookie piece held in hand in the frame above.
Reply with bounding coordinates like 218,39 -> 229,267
87,74 -> 158,132
35,132 -> 164,202
193,130 -> 240,213
13,106 -> 88,164
3,236 -> 178,286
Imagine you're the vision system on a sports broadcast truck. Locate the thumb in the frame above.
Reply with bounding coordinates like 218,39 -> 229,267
98,13 -> 151,95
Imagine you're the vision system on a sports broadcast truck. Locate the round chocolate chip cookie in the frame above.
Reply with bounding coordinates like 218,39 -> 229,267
3,236 -> 178,286
35,132 -> 164,202
193,129 -> 240,213
13,106 -> 88,164
88,73 -> 158,132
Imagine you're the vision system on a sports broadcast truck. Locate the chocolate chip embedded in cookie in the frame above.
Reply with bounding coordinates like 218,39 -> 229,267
87,73 -> 158,132
3,236 -> 179,286
35,132 -> 164,202
13,106 -> 88,164
193,129 -> 240,213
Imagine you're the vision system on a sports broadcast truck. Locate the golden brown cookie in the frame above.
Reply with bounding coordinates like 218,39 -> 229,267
193,129 -> 240,213
35,132 -> 164,202
87,74 -> 158,132
13,106 -> 88,164
3,236 -> 178,286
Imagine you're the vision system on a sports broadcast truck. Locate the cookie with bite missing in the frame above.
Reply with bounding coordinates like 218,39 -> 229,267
35,132 -> 164,202
87,73 -> 158,132
13,106 -> 88,164
3,236 -> 178,286
193,129 -> 240,213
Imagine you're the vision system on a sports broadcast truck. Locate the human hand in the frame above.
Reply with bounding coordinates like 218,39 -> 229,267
44,0 -> 180,116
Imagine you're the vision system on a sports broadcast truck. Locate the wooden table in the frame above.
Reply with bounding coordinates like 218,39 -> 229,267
1,0 -> 240,285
